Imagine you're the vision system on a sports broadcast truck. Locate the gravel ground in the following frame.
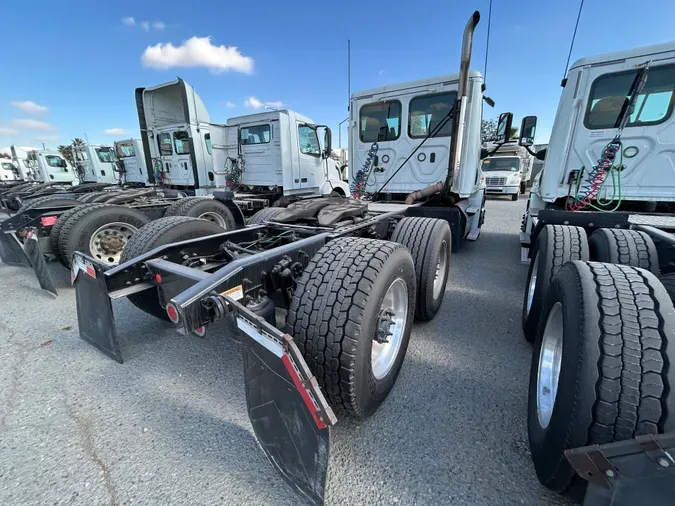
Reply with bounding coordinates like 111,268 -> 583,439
0,197 -> 571,506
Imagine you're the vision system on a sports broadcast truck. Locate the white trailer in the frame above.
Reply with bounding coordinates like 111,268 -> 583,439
517,40 -> 675,505
481,141 -> 533,200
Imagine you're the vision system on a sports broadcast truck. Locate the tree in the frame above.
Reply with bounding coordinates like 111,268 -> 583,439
481,119 -> 497,142
0,152 -> 10,159
57,144 -> 74,164
72,137 -> 86,147
510,127 -> 519,140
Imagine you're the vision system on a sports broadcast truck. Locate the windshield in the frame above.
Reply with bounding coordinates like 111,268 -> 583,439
45,155 -> 64,168
482,157 -> 520,172
1,162 -> 16,170
116,143 -> 135,158
96,148 -> 115,163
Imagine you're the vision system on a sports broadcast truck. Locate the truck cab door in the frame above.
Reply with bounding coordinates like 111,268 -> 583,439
296,123 -> 322,190
210,124 -> 239,188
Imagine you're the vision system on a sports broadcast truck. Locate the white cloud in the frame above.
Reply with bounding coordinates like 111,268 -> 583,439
122,16 -> 135,26
12,119 -> 56,131
142,37 -> 254,74
141,21 -> 150,32
36,135 -> 59,142
0,127 -> 19,136
10,100 -> 49,114
225,101 -> 236,108
104,128 -> 128,135
244,97 -> 284,109
152,21 -> 166,30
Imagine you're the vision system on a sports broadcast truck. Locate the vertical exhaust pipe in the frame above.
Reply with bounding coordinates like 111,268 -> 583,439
406,11 -> 480,204
444,10 -> 480,193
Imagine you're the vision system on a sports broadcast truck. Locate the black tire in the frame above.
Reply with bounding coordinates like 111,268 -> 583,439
248,207 -> 284,225
659,272 -> 675,305
391,217 -> 451,321
511,193 -> 519,201
589,228 -> 659,274
522,225 -> 588,343
77,192 -> 101,203
50,204 -> 97,263
120,216 -> 226,320
58,204 -> 150,267
164,197 -> 235,230
20,195 -> 81,211
528,261 -> 675,500
288,237 -> 416,418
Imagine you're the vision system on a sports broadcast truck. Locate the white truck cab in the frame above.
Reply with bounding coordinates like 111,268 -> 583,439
136,77 -> 350,202
72,144 -> 118,184
521,40 -> 675,254
482,142 -> 533,200
0,159 -> 21,182
135,78 -> 212,192
25,150 -> 74,183
10,146 -> 37,180
113,138 -> 149,186
210,110 -> 349,197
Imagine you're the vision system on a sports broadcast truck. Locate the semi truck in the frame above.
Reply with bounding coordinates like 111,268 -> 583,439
518,40 -> 675,504
481,141 -> 533,200
68,10 -> 521,505
113,138 -> 149,186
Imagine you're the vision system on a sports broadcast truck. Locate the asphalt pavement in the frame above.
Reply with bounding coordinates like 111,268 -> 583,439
0,196 -> 571,506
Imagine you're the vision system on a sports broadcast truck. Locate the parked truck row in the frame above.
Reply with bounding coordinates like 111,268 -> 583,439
3,8 -> 674,506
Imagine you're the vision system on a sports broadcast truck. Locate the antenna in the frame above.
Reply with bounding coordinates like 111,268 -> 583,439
347,39 -> 351,111
562,0 -> 585,84
483,0 -> 493,82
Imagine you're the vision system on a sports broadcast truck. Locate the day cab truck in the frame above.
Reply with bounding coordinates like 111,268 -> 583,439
136,77 -> 349,211
517,41 -> 675,505
481,141 -> 533,200
113,138 -> 149,186
68,10 -> 522,505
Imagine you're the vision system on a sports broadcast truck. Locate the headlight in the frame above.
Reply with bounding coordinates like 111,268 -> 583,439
510,174 -> 522,183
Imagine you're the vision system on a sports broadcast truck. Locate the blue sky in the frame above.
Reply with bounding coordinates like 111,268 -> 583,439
1,0 -> 674,154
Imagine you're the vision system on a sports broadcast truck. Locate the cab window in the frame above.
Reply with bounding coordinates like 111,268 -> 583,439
584,64 -> 675,129
298,125 -> 321,156
158,133 -> 173,155
45,155 -> 65,168
241,124 -> 270,145
409,92 -> 457,138
2,162 -> 16,170
205,133 -> 212,155
116,143 -> 135,158
96,148 -> 115,163
173,131 -> 191,155
359,100 -> 402,142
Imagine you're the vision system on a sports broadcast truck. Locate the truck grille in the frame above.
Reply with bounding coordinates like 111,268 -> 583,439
485,176 -> 506,186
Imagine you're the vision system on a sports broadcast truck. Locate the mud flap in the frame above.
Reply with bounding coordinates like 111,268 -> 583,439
23,234 -> 57,295
0,232 -> 30,267
236,312 -> 337,506
72,253 -> 122,363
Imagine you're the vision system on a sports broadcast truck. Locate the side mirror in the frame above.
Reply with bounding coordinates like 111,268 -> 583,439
322,126 -> 332,159
495,112 -> 513,144
519,116 -> 537,147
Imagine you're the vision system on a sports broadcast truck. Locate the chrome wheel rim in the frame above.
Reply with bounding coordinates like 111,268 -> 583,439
89,222 -> 139,266
371,278 -> 408,380
526,253 -> 539,314
432,240 -> 449,300
198,211 -> 227,228
537,302 -> 563,429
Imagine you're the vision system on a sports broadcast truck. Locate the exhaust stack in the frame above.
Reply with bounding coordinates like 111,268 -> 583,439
405,10 -> 480,204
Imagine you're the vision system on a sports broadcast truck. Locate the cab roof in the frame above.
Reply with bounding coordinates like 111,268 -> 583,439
570,40 -> 675,70
351,71 -> 483,100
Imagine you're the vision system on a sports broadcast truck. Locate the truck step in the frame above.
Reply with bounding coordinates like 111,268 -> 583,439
465,204 -> 481,215
467,228 -> 480,241
519,232 -> 530,245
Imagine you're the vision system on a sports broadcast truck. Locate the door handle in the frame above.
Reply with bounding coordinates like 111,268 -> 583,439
301,178 -> 308,183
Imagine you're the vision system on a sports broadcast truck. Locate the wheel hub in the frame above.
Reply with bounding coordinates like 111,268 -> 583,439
99,234 -> 124,253
371,278 -> 408,380
89,222 -> 139,266
537,301 -> 564,429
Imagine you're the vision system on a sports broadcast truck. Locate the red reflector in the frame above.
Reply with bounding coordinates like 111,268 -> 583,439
194,326 -> 206,337
166,304 -> 179,323
40,216 -> 58,226
154,273 -> 162,284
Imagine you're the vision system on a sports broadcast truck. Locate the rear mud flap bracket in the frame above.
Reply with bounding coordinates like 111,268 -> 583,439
73,253 -> 122,363
235,306 -> 337,506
